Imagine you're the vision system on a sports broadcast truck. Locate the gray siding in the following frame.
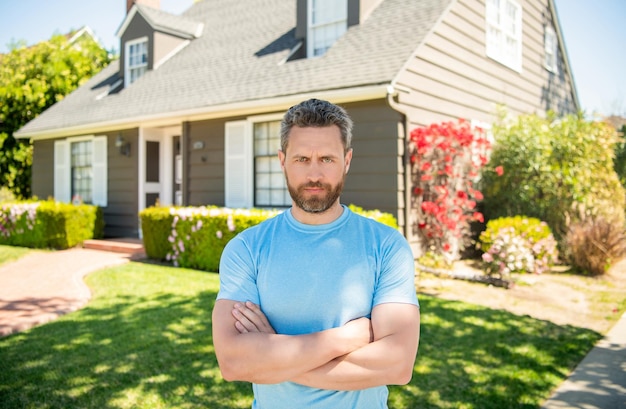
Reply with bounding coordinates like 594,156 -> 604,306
394,0 -> 577,129
342,100 -> 406,227
186,119 -> 230,206
32,140 -> 54,200
106,129 -> 139,237
154,31 -> 188,65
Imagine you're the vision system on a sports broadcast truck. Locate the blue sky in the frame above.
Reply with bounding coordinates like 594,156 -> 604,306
0,0 -> 624,117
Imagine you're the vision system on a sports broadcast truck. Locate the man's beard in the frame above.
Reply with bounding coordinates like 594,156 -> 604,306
286,176 -> 345,214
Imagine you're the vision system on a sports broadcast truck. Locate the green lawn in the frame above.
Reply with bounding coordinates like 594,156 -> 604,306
0,244 -> 33,266
0,255 -> 601,408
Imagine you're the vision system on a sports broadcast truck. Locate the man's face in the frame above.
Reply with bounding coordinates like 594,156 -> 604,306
279,125 -> 352,214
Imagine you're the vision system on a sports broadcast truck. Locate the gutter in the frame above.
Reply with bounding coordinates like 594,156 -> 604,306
15,84 -> 390,140
386,83 -> 413,242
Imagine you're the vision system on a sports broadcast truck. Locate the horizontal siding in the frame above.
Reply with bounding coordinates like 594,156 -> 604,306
187,119 -> 229,206
32,140 -> 55,200
343,100 -> 406,225
394,0 -> 576,131
106,130 -> 139,237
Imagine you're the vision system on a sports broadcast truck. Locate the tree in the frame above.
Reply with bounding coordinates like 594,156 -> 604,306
0,32 -> 111,198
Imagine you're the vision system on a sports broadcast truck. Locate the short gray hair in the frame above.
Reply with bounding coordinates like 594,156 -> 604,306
280,98 -> 353,153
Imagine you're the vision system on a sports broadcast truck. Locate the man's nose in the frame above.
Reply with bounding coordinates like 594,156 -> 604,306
306,161 -> 323,181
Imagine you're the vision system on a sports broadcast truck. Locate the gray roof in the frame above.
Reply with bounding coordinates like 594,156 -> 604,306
122,4 -> 203,39
17,0 -> 453,137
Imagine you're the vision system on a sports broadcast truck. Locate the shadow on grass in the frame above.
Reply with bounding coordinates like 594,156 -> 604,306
0,263 -> 252,409
389,295 -> 602,409
0,262 -> 603,409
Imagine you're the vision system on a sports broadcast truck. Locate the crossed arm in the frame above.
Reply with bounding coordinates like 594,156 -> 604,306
212,299 -> 420,390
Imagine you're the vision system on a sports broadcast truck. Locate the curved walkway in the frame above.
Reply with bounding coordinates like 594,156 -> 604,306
0,245 -> 624,408
0,247 -> 132,336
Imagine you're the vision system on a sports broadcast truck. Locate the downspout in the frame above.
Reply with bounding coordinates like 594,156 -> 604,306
386,83 -> 413,242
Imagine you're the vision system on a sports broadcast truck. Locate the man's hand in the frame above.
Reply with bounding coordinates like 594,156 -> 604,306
233,302 -> 373,349
232,301 -> 276,334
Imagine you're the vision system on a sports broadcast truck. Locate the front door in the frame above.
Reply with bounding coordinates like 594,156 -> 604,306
139,127 -> 180,212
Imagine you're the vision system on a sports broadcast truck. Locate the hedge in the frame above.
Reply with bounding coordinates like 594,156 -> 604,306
0,201 -> 104,249
140,204 -> 398,272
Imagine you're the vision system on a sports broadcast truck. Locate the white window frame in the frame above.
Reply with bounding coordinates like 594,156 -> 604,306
125,36 -> 148,87
544,25 -> 558,73
225,113 -> 288,209
307,0 -> 348,58
54,135 -> 107,207
486,0 -> 522,72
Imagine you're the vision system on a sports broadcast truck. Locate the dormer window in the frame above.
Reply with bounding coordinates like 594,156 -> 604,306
126,37 -> 148,86
308,0 -> 347,57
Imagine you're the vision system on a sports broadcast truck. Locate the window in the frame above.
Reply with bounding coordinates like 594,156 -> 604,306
486,0 -> 522,72
126,37 -> 148,86
71,140 -> 93,203
225,117 -> 289,209
544,25 -> 558,73
254,121 -> 289,207
308,0 -> 347,57
54,136 -> 107,206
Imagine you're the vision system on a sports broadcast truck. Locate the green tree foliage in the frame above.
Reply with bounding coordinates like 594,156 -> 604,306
0,32 -> 111,198
614,124 -> 626,189
481,112 -> 625,244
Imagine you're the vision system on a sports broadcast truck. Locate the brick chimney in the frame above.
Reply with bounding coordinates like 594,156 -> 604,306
127,0 -> 161,13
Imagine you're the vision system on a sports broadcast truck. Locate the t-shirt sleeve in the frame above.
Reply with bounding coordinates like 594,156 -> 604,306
216,235 -> 260,304
373,231 -> 419,308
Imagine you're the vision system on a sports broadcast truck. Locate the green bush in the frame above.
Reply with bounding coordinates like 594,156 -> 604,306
140,204 -> 399,272
479,216 -> 559,278
481,112 -> 625,245
0,200 -> 103,249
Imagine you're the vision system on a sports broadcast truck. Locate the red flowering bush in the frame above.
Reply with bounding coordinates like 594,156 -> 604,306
410,119 -> 492,257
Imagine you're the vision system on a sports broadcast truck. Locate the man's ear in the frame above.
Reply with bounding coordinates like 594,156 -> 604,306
278,149 -> 286,170
345,149 -> 353,174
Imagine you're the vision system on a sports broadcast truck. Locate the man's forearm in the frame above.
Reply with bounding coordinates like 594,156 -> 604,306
290,331 -> 418,390
213,300 -> 372,384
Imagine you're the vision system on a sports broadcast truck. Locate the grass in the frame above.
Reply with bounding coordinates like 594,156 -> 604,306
0,244 -> 33,266
0,247 -> 603,409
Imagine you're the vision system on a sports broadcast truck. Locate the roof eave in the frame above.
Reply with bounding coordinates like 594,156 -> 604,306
15,84 -> 391,141
549,0 -> 581,111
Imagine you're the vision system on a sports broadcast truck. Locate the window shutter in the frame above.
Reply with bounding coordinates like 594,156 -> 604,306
54,140 -> 71,203
225,121 -> 252,208
92,136 -> 108,207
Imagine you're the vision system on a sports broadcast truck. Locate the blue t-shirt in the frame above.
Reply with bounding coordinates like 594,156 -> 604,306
217,205 -> 419,409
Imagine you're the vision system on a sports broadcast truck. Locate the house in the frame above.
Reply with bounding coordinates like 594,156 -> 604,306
15,0 -> 579,254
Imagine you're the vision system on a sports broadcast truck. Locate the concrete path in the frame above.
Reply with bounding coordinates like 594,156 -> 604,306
541,311 -> 626,408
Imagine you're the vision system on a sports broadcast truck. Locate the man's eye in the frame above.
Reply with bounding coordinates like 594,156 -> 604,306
322,157 -> 333,163
297,157 -> 308,162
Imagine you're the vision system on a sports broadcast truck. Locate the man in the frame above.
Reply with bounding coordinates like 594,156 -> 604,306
212,98 -> 420,408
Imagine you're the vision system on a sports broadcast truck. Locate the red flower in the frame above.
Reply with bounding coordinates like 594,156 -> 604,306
495,166 -> 504,176
473,212 -> 484,223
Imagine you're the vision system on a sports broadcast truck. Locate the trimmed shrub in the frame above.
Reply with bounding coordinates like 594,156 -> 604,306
565,215 -> 626,276
481,112 -> 625,246
0,200 -> 103,249
479,216 -> 559,279
140,204 -> 399,272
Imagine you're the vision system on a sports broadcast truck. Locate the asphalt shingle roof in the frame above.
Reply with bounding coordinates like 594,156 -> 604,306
17,0 -> 453,137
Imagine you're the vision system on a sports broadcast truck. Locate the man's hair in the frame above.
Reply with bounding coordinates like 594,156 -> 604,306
280,98 -> 353,153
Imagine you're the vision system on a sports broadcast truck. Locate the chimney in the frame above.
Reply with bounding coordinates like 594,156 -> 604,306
127,0 -> 161,13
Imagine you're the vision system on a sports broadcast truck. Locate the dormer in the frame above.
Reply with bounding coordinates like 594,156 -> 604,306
293,0 -> 384,59
116,0 -> 203,87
